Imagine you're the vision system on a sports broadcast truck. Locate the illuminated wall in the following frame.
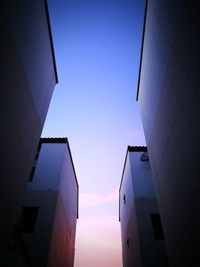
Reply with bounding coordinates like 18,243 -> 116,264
20,138 -> 78,267
137,1 -> 200,265
119,146 -> 167,267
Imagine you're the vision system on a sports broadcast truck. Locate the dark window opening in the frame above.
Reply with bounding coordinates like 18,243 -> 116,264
126,238 -> 130,248
123,194 -> 126,204
150,213 -> 164,240
21,207 -> 39,233
34,141 -> 42,161
28,166 -> 36,182
29,142 -> 42,182
34,150 -> 40,161
140,151 -> 149,161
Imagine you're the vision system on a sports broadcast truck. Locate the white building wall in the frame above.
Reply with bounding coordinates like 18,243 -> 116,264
120,148 -> 167,267
4,0 -> 57,124
120,154 -> 135,243
129,152 -> 156,198
120,153 -> 142,267
0,1 -> 57,262
22,191 -> 58,267
137,1 -> 200,265
28,143 -> 65,191
19,140 -> 78,267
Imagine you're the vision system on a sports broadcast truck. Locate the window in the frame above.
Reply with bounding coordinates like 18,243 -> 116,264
29,143 -> 41,182
140,151 -> 149,161
21,207 -> 39,233
123,194 -> 126,204
150,213 -> 164,240
28,166 -> 36,182
126,238 -> 130,248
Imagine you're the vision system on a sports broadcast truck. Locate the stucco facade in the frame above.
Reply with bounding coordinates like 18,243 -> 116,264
0,0 -> 57,263
14,138 -> 79,267
137,1 -> 200,265
119,146 -> 167,267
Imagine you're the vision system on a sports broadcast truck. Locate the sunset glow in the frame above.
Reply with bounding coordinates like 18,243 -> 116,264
42,0 -> 146,266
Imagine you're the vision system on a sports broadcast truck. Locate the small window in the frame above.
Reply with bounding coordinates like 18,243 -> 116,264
140,151 -> 149,161
150,213 -> 164,240
123,194 -> 126,204
35,141 -> 42,160
21,207 -> 39,233
34,150 -> 40,161
126,238 -> 130,248
29,166 -> 36,182
29,143 -> 41,182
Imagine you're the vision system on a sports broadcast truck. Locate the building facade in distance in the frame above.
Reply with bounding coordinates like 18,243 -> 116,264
119,146 -> 167,267
0,0 -> 58,262
13,138 -> 79,267
137,1 -> 200,265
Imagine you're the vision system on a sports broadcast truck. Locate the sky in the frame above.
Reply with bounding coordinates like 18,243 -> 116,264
42,0 -> 146,266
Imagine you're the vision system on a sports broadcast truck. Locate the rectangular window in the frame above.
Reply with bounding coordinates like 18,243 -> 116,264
150,213 -> 164,240
29,142 -> 42,182
21,207 -> 39,233
28,166 -> 36,182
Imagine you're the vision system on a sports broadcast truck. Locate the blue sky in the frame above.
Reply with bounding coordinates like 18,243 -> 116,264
42,0 -> 145,266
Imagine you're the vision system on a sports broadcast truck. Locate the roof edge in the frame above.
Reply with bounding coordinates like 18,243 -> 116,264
136,0 -> 148,101
44,0 -> 58,83
40,137 -> 68,144
128,146 -> 147,152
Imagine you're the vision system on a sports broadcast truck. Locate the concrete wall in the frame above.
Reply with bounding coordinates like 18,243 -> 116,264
28,143 -> 66,191
129,152 -> 156,198
0,0 -> 57,263
120,153 -> 142,267
137,1 -> 200,265
47,145 -> 78,267
16,141 -> 78,267
135,198 -> 167,267
120,148 -> 167,267
22,191 -> 58,267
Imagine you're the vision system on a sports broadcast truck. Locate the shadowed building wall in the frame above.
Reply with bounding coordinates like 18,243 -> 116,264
14,138 -> 79,267
119,146 -> 167,267
137,1 -> 200,265
0,0 -> 57,264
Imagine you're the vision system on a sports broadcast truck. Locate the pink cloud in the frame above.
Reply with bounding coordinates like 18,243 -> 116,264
80,188 -> 119,208
74,213 -> 122,267
75,188 -> 122,267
